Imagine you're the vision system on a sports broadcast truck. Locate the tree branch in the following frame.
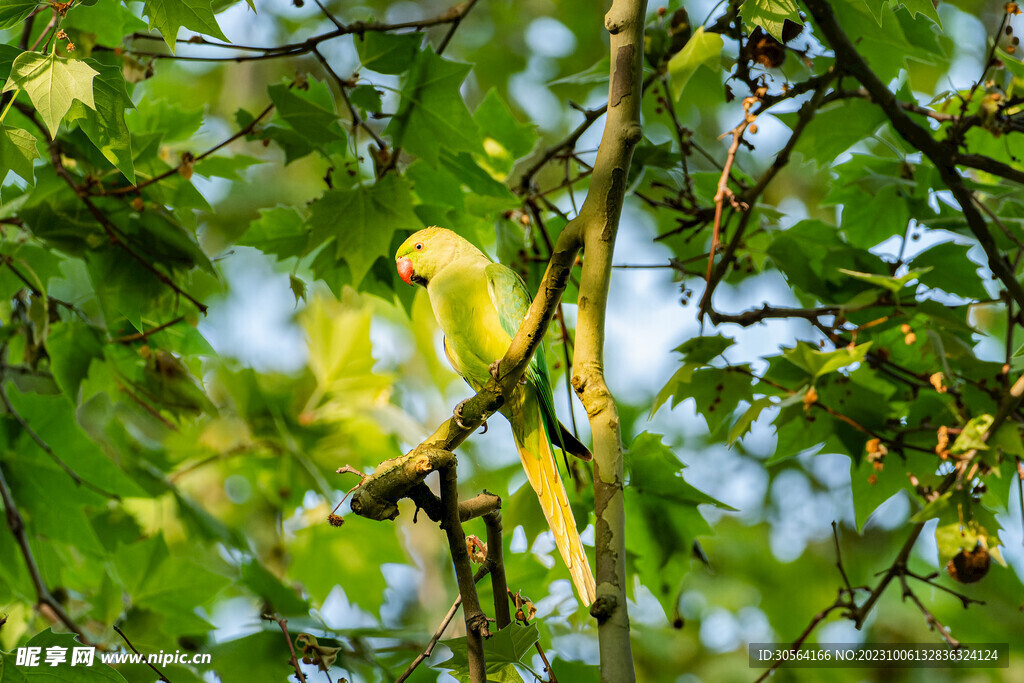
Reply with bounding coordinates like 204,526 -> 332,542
564,2 -> 646,681
439,463 -> 490,683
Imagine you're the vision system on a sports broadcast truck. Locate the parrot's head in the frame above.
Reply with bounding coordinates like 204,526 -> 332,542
395,227 -> 462,287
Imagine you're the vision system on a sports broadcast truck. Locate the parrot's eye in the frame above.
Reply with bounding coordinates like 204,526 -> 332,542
415,243 -> 423,250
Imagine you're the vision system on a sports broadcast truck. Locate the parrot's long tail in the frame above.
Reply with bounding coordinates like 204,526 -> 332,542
515,407 -> 597,606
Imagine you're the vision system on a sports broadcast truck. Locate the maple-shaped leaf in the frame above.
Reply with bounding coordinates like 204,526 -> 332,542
3,51 -> 97,137
67,60 -> 136,183
385,49 -> 482,167
739,0 -> 802,42
308,174 -> 422,283
142,0 -> 229,51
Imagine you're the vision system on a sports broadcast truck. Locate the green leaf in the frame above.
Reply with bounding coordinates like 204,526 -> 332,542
3,52 -> 98,138
67,60 -> 135,183
438,623 -> 539,683
288,515 -> 406,612
5,386 -> 147,497
240,205 -> 308,260
776,100 -> 888,167
0,0 -> 38,31
355,31 -> 421,74
128,96 -> 203,143
192,154 -> 264,180
898,0 -> 941,24
950,414 -> 993,455
728,396 -> 773,444
308,174 -> 421,283
142,0 -> 229,51
837,267 -> 930,293
474,88 -> 537,169
65,0 -> 149,45
208,631 -> 302,683
0,125 -> 38,184
782,340 -> 873,378
385,49 -> 482,167
624,433 -> 730,617
666,27 -> 723,100
674,334 -> 735,363
0,0 -> 37,30
910,241 -> 988,300
267,80 -> 344,149
45,320 -> 104,400
740,0 -> 802,42
289,273 -> 306,304
240,560 -> 310,616
114,535 -> 229,621
348,84 -> 382,113
863,0 -> 941,25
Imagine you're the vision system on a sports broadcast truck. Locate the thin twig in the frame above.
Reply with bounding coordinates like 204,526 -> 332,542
262,614 -> 308,683
112,316 -> 188,344
437,0 -> 481,54
113,624 -> 171,682
897,573 -> 960,647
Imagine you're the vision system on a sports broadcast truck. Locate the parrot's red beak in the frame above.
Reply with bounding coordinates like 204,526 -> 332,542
397,257 -> 415,286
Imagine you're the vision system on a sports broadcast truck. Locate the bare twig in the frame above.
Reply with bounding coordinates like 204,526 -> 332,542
112,316 -> 188,344
262,613 -> 308,683
113,624 -> 171,682
897,573 -> 960,647
437,0 -> 481,54
697,111 -> 753,322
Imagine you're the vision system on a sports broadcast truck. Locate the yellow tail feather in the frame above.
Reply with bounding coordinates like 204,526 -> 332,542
515,406 -> 597,606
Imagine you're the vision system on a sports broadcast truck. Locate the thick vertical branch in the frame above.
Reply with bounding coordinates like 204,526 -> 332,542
568,1 -> 645,681
439,464 -> 490,683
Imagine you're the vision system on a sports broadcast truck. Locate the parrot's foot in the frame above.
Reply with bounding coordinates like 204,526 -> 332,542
454,399 -> 488,433
489,360 -> 526,384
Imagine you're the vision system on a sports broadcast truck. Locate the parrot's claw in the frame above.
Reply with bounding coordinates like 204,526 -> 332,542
489,360 -> 526,385
454,399 -> 470,429
454,398 -> 488,433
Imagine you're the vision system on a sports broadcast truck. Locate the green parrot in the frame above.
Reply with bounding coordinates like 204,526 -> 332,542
396,227 -> 596,605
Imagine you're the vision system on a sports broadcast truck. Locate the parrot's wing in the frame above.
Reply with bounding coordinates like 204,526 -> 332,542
485,263 -> 573,458
484,263 -> 532,342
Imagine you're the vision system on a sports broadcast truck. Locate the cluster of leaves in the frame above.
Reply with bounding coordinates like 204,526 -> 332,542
0,0 -> 1022,680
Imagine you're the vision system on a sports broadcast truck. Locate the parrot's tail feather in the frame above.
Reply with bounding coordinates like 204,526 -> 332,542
515,411 -> 597,606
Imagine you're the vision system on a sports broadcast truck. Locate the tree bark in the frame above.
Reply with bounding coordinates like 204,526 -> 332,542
569,2 -> 645,681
